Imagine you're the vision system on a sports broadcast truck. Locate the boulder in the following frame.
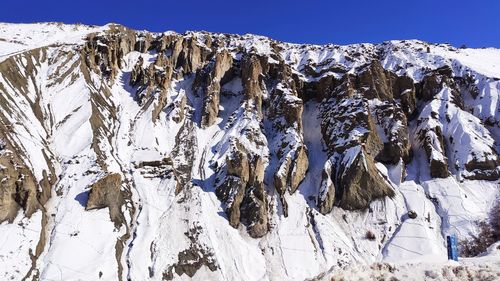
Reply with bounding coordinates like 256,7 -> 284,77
408,210 -> 418,219
86,173 -> 125,227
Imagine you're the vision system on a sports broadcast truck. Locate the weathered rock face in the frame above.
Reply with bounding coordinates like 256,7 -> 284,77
317,160 -> 335,215
2,23 -> 500,280
241,54 -> 266,116
268,78 -> 309,216
77,27 -> 500,237
215,140 -> 268,238
335,147 -> 395,210
415,71 -> 500,180
86,173 -> 125,227
0,49 -> 57,225
3,25 -> 498,231
195,50 -> 234,127
163,225 -> 218,280
317,72 -> 399,212
129,54 -> 174,119
171,120 -> 198,194
393,75 -> 417,117
240,156 -> 268,238
373,102 -> 411,165
417,124 -> 450,178
356,60 -> 395,101
0,150 -> 40,223
216,143 -> 249,228
464,158 -> 500,180
83,24 -> 137,82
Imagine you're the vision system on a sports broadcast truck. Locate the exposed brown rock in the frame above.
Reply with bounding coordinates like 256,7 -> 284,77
171,94 -> 187,123
129,56 -> 145,87
300,75 -> 336,102
419,74 -> 443,101
274,145 -> 309,199
173,36 -> 212,77
335,147 -> 395,210
0,152 -> 41,223
393,75 -> 417,117
86,173 -> 125,227
319,83 -> 393,211
171,120 -> 198,194
163,225 -> 218,280
241,54 -> 265,116
0,50 -> 57,223
215,141 -> 268,237
418,126 -> 450,178
129,54 -> 174,112
134,33 -> 153,53
268,79 -> 309,216
290,146 -> 309,194
415,73 -> 455,179
241,156 -> 268,238
198,50 -> 234,127
215,143 -> 250,229
464,157 -> 500,180
373,102 -> 412,164
356,60 -> 394,101
83,25 -> 136,82
152,65 -> 174,120
317,160 -> 335,215
86,83 -> 117,172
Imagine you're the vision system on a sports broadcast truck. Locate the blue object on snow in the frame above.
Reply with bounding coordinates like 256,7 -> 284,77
447,235 -> 458,261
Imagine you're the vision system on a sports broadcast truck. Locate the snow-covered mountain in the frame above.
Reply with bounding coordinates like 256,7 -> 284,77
0,22 -> 498,281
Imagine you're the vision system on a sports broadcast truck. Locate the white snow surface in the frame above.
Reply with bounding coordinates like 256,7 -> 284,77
318,242 -> 500,281
0,23 -> 498,281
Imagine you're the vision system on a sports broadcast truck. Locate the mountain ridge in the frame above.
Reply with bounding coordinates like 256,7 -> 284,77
0,22 -> 498,281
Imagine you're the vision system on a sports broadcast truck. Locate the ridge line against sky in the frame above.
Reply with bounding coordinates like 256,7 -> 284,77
1,0 -> 500,48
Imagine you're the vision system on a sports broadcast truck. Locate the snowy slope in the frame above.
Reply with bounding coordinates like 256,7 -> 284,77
0,23 -> 498,281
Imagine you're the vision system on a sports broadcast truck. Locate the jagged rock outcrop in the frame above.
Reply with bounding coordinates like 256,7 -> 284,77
318,75 -> 396,212
317,160 -> 335,215
356,60 -> 395,101
416,71 -> 500,180
171,120 -> 198,194
86,173 -> 125,226
241,54 -> 266,116
83,24 -> 136,82
171,93 -> 187,123
0,149 -> 40,223
195,50 -> 234,127
0,49 -> 57,225
373,101 -> 412,165
215,140 -> 268,238
216,144 -> 249,227
335,147 -> 395,210
163,225 -> 218,280
1,23 -> 500,281
393,75 -> 417,117
269,84 -> 309,215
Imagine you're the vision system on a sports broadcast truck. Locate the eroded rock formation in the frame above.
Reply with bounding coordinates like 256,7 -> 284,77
1,23 -> 499,281
86,173 -> 125,226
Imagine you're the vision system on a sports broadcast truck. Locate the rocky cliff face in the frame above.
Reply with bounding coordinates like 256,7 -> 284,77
0,23 -> 499,281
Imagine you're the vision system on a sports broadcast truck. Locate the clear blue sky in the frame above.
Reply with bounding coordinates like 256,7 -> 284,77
2,0 -> 499,48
